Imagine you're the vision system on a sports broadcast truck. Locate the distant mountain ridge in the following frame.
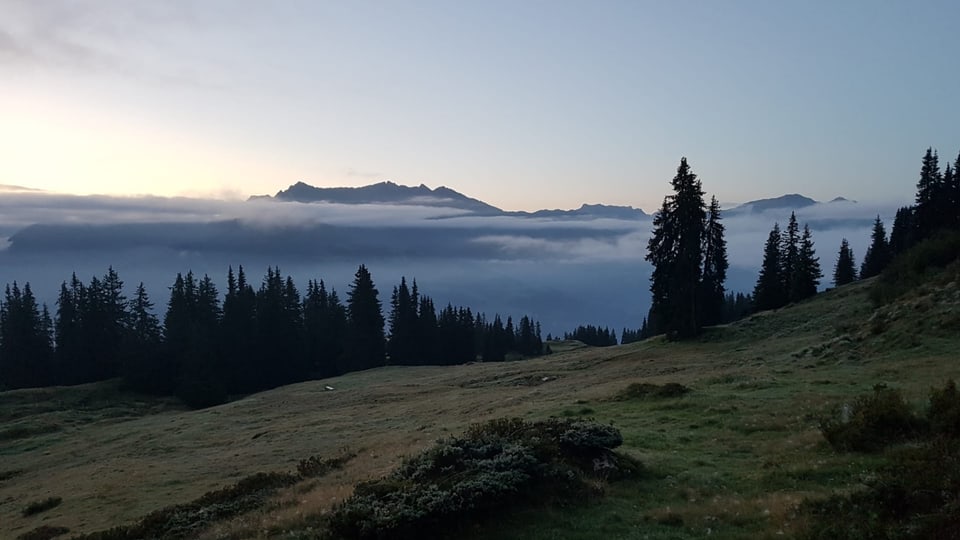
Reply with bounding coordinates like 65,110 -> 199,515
257,181 -> 853,220
256,181 -> 649,220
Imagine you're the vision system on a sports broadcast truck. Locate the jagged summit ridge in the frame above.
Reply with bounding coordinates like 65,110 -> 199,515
255,181 -> 649,219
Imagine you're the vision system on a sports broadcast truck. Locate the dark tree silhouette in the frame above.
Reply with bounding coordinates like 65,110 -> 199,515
700,196 -> 728,326
782,212 -> 801,297
344,264 -> 386,371
833,238 -> 858,286
860,216 -> 891,279
791,224 -> 822,301
753,223 -> 785,311
303,279 -> 346,378
646,157 -> 707,339
0,282 -> 54,389
889,206 -> 917,256
121,282 -> 165,394
915,147 -> 943,237
387,277 -> 419,365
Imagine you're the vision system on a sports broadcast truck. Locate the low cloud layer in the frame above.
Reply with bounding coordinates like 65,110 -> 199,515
0,191 -> 900,335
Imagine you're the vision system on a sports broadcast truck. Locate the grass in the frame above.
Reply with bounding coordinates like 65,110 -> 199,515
0,277 -> 958,538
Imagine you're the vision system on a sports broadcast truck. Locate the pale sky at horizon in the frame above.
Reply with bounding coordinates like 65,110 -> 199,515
1,0 -> 958,212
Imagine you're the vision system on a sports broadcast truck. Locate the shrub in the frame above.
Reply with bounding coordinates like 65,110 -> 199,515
616,382 -> 691,400
22,497 -> 62,517
819,384 -> 924,452
71,449 -> 352,540
803,381 -> 960,539
327,418 -> 639,540
15,525 -> 70,540
802,437 -> 960,539
297,452 -> 354,478
928,379 -> 960,438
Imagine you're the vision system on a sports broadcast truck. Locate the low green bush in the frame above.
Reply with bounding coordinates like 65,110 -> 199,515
73,452 -> 353,540
804,380 -> 960,538
928,379 -> 960,437
327,417 -> 640,540
15,525 -> 70,540
616,382 -> 691,400
819,384 -> 924,452
21,496 -> 62,517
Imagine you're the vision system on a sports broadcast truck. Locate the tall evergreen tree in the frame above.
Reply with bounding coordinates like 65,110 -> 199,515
54,275 -> 84,384
945,153 -> 960,230
753,223 -> 785,311
646,157 -> 707,338
915,147 -> 942,237
415,294 -> 439,365
0,283 -> 53,389
254,268 -> 304,388
163,272 -> 226,408
833,238 -> 857,286
790,224 -> 822,301
889,206 -> 917,255
860,216 -> 891,279
781,212 -> 801,296
221,266 -> 259,392
303,279 -> 347,378
344,264 -> 386,371
699,196 -> 728,326
122,282 -> 166,394
387,277 -> 418,365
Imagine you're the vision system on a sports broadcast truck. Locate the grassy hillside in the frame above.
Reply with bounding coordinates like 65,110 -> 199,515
1,275 -> 958,539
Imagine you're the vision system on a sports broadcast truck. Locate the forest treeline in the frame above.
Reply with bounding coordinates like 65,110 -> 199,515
831,147 -> 960,287
0,264 -> 545,407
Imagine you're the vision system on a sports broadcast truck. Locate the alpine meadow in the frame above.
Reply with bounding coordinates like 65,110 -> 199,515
2,3 -> 960,540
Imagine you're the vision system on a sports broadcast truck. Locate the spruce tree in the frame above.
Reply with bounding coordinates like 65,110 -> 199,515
54,275 -> 84,384
221,266 -> 258,392
753,223 -> 786,311
0,282 -> 53,388
860,216 -> 891,279
387,277 -> 418,365
699,196 -> 728,326
889,206 -> 917,255
645,157 -> 707,339
833,238 -> 857,286
790,224 -> 822,301
945,153 -> 960,230
915,147 -> 942,237
122,282 -> 166,393
344,264 -> 386,371
781,212 -> 800,296
254,268 -> 304,388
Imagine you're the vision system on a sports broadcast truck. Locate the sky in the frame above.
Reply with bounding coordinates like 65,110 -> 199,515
1,0 -> 958,212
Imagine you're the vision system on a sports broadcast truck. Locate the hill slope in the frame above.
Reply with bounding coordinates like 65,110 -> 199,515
1,276 -> 958,539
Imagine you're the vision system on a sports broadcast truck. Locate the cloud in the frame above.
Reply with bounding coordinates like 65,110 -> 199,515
346,168 -> 383,179
0,190 -> 902,338
0,190 -> 892,271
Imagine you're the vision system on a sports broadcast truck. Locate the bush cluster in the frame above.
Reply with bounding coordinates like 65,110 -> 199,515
819,384 -> 924,452
21,496 -> 62,517
327,418 -> 639,540
15,525 -> 70,540
72,452 -> 352,540
804,380 -> 960,539
616,382 -> 691,400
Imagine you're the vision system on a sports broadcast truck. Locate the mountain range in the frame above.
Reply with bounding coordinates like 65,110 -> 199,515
255,181 -> 852,219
